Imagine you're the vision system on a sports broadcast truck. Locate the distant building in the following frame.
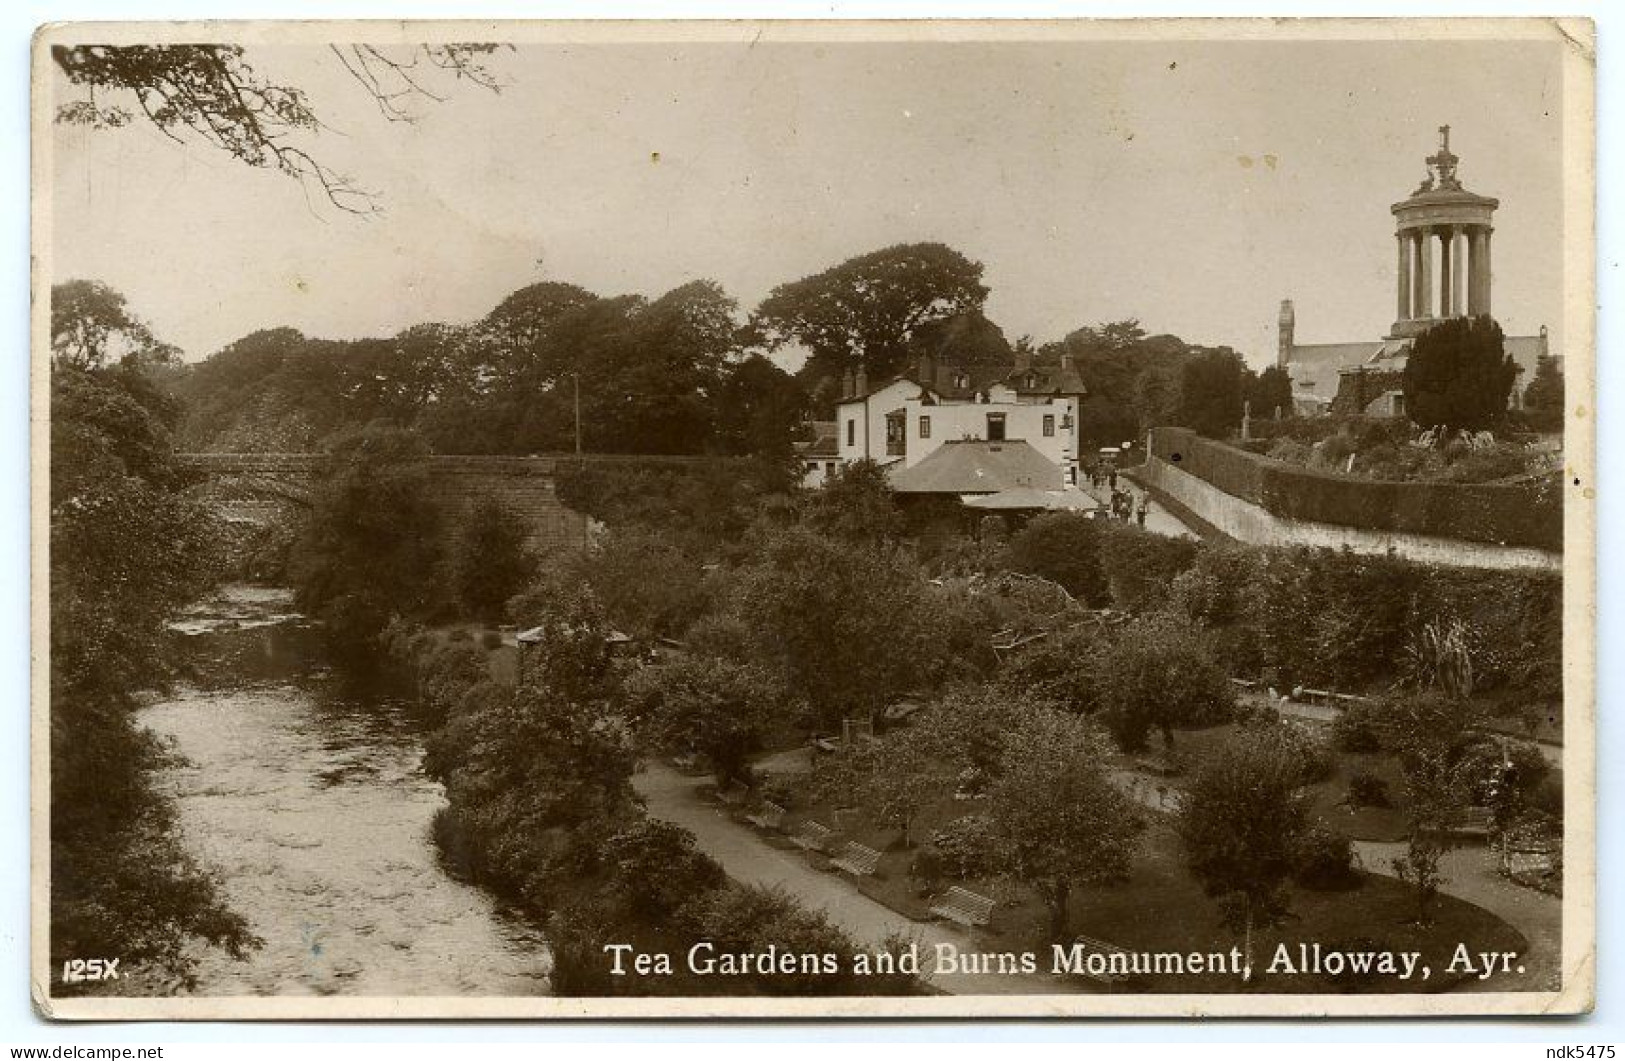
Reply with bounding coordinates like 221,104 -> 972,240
831,350 -> 1086,490
1277,127 -> 1557,418
796,420 -> 839,487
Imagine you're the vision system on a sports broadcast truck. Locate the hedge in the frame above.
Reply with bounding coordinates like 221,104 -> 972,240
1149,428 -> 1560,551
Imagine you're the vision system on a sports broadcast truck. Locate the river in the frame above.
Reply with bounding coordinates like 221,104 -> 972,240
139,584 -> 552,997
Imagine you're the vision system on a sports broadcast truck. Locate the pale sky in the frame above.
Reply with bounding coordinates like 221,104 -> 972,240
47,35 -> 1566,370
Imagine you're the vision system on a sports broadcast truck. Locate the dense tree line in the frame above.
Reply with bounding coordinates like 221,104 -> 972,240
49,284 -> 258,990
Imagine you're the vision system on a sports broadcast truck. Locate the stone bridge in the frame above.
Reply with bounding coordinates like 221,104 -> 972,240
180,452 -> 713,554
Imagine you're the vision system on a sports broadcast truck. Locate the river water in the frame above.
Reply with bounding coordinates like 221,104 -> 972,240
140,584 -> 552,997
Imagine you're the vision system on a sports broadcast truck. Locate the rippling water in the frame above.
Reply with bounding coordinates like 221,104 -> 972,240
139,585 -> 551,997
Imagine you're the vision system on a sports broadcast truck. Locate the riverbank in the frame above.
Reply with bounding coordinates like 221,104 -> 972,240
141,586 -> 553,998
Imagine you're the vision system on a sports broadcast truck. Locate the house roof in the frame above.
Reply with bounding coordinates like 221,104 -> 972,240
887,439 -> 1063,494
996,363 -> 1089,398
962,487 -> 1103,512
796,421 -> 839,458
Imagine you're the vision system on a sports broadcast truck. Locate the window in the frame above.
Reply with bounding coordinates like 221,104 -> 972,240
919,415 -> 932,439
846,419 -> 855,447
825,461 -> 836,476
885,411 -> 905,457
986,412 -> 1007,442
1043,414 -> 1055,437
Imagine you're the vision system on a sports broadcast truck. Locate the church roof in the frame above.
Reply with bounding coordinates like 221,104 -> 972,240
1284,341 -> 1383,397
887,439 -> 1063,495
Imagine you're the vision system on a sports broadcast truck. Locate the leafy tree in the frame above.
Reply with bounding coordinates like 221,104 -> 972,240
1248,365 -> 1294,421
624,656 -> 785,787
1374,693 -> 1483,924
52,43 -> 506,212
1523,352 -> 1565,414
1066,319 -> 1148,351
453,497 -> 534,622
985,708 -> 1142,941
50,313 -> 259,987
712,353 -> 808,458
1403,316 -> 1518,430
563,526 -> 712,640
290,423 -> 446,652
802,459 -> 902,545
424,587 -> 640,900
597,819 -> 727,924
754,242 -> 989,384
1005,513 -> 1107,604
905,309 -> 1013,366
51,279 -> 171,368
1095,615 -> 1234,752
725,528 -> 961,730
1177,348 -> 1247,438
1131,363 -> 1183,433
812,725 -> 959,848
1176,726 -> 1313,980
996,626 -> 1102,716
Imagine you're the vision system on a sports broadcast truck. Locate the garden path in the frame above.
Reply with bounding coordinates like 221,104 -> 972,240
633,761 -> 1084,997
1103,766 -> 1565,994
1076,479 -> 1198,539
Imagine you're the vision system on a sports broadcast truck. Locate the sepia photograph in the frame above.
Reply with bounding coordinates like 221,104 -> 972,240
30,17 -> 1595,1020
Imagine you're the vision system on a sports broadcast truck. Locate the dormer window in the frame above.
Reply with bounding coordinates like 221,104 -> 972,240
954,372 -> 968,389
1024,372 -> 1037,390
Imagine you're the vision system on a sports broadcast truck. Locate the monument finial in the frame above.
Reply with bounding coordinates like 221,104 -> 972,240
1425,123 -> 1461,190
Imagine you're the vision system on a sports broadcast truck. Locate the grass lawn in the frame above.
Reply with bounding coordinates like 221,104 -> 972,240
739,757 -> 1522,994
1148,721 -> 1412,842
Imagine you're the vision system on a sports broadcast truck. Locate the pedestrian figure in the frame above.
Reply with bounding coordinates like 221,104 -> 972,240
1108,469 -> 1118,490
1136,496 -> 1149,527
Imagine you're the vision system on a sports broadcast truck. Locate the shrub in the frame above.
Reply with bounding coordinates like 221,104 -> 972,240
1096,614 -> 1235,753
910,846 -> 946,893
1332,702 -> 1385,753
930,814 -> 998,880
1097,524 -> 1200,612
1005,513 -> 1108,604
1293,826 -> 1359,891
453,498 -> 535,622
1346,770 -> 1391,809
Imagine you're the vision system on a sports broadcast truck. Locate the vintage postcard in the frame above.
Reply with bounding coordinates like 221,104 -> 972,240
30,18 -> 1595,1019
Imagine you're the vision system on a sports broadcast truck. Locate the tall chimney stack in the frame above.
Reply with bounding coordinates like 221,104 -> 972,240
1277,300 -> 1296,369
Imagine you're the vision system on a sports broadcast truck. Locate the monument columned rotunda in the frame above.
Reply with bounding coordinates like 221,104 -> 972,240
1276,126 -> 1556,418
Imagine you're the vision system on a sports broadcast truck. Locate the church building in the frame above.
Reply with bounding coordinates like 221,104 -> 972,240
1277,127 -> 1555,418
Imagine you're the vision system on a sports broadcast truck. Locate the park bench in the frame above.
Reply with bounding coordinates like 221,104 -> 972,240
1447,806 -> 1495,839
789,820 -> 833,854
930,885 -> 995,929
716,780 -> 750,807
1229,677 -> 1259,691
669,752 -> 701,773
830,841 -> 883,877
744,800 -> 786,832
1070,934 -> 1142,990
1134,755 -> 1179,777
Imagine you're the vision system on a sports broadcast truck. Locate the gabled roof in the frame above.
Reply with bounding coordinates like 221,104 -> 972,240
795,421 -> 839,458
887,439 -> 1063,495
997,363 -> 1089,397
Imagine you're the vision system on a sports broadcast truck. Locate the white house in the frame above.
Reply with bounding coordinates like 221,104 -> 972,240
830,354 -> 1086,489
